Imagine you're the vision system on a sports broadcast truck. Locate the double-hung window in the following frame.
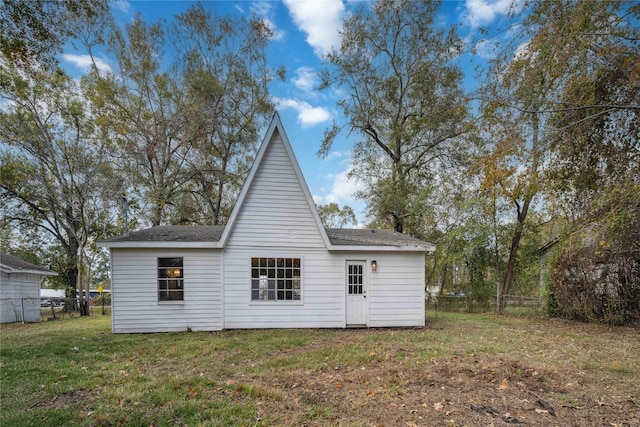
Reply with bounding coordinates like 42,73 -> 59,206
251,257 -> 301,301
158,257 -> 184,301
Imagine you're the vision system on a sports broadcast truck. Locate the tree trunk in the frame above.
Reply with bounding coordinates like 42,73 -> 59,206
498,220 -> 525,314
497,111 -> 540,314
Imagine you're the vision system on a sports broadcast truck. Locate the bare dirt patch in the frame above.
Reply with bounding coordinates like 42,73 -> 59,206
31,389 -> 95,410
231,326 -> 640,426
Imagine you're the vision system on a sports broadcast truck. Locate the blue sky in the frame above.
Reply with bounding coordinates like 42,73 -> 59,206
62,0 -> 518,225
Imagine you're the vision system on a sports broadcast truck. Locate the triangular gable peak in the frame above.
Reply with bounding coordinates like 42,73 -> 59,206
218,112 -> 331,248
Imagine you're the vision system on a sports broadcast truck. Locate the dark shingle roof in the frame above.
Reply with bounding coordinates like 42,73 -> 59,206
325,228 -> 429,248
0,252 -> 57,274
101,225 -> 225,243
101,225 -> 430,249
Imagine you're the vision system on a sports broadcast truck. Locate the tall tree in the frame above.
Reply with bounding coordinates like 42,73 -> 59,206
88,15 -> 194,227
477,40 -> 555,314
172,4 -> 280,225
478,0 -> 639,313
0,62 -> 120,311
320,0 -> 469,234
317,203 -> 358,228
533,0 -> 640,215
90,7 -> 280,226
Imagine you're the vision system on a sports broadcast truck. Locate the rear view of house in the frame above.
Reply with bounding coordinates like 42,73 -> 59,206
99,114 -> 434,333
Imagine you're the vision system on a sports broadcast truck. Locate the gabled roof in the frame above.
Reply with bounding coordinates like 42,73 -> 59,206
326,229 -> 434,251
98,113 -> 433,253
99,226 -> 225,248
99,225 -> 433,252
0,252 -> 58,276
217,112 -> 332,248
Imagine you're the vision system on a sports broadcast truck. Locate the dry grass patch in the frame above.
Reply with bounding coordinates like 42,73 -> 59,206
1,312 -> 638,426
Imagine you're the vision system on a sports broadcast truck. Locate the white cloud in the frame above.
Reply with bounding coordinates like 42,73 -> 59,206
283,0 -> 344,57
316,163 -> 366,206
463,0 -> 514,27
513,40 -> 531,60
323,150 -> 349,161
62,54 -> 112,74
273,97 -> 331,127
474,39 -> 497,59
292,66 -> 319,93
111,0 -> 131,14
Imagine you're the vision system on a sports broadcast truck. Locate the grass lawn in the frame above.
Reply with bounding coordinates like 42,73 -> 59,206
1,311 -> 638,426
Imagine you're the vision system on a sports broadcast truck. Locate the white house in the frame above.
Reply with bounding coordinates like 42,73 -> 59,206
99,114 -> 434,333
0,252 -> 58,323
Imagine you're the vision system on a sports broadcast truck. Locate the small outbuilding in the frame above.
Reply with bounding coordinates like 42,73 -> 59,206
0,252 -> 58,323
99,114 -> 434,333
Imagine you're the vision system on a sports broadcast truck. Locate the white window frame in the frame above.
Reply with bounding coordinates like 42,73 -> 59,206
250,257 -> 302,303
158,257 -> 184,303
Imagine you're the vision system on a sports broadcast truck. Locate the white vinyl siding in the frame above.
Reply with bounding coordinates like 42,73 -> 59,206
224,249 -> 345,328
0,271 -> 41,323
110,249 -> 223,333
226,133 -> 325,249
367,252 -> 426,327
223,132 -> 345,328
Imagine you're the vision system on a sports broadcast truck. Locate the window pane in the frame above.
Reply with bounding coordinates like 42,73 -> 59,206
158,258 -> 183,301
250,257 -> 301,301
159,258 -> 182,268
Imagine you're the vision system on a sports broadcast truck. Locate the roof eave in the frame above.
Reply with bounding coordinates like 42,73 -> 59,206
0,265 -> 58,276
328,245 -> 431,252
97,241 -> 224,249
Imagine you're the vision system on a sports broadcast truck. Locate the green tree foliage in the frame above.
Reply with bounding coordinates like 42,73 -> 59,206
89,7 -> 279,226
0,0 -> 109,70
0,61 -> 121,303
316,203 -> 357,229
320,0 -> 469,234
479,0 -> 639,315
87,15 -> 195,227
172,4 -> 280,225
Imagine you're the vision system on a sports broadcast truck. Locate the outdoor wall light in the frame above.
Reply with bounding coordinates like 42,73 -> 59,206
371,260 -> 377,272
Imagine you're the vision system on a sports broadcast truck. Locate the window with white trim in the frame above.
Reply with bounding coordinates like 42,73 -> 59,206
158,257 -> 184,301
251,257 -> 301,301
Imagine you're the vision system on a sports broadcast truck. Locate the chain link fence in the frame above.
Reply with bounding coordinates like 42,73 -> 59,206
426,294 -> 543,316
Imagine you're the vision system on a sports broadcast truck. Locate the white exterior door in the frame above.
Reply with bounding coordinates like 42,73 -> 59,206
346,261 -> 367,326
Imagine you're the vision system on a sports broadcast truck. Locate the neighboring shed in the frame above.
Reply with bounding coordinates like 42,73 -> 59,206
0,252 -> 58,323
99,113 -> 435,333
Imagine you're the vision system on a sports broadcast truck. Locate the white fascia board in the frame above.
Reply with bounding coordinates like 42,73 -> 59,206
0,265 -> 58,276
327,245 -> 428,252
96,241 -> 224,249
